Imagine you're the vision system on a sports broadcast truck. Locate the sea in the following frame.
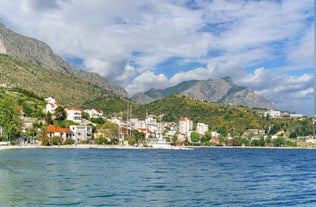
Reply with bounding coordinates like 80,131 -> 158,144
0,148 -> 316,207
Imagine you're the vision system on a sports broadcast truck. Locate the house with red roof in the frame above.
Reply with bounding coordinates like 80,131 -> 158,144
47,125 -> 73,139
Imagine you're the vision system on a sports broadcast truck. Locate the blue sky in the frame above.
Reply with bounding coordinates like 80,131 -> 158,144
0,0 -> 314,115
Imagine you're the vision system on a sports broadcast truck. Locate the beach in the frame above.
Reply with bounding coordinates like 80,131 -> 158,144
0,144 -> 193,150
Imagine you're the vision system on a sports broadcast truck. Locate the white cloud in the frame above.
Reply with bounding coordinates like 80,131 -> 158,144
114,64 -> 136,85
170,67 -> 210,85
125,71 -> 169,96
237,67 -> 314,112
287,25 -> 314,67
0,0 -> 313,115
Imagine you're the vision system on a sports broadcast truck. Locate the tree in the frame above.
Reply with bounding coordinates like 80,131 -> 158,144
37,127 -> 50,146
81,112 -> 90,120
0,96 -> 22,140
54,106 -> 66,121
91,117 -> 105,124
273,137 -> 284,147
96,121 -> 119,141
0,87 -> 5,98
46,112 -> 53,125
289,132 -> 297,138
51,136 -> 63,145
201,131 -> 211,143
172,134 -> 178,145
241,138 -> 249,146
190,131 -> 200,143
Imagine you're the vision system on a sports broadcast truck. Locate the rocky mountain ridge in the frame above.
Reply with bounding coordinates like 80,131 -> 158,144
132,76 -> 272,109
0,23 -> 127,97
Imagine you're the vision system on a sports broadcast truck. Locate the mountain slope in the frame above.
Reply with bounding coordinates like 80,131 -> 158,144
133,94 -> 266,133
0,54 -> 130,113
0,23 -> 127,97
132,76 -> 272,109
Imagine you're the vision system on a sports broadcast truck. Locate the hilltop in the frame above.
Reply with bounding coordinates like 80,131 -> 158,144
132,76 -> 273,109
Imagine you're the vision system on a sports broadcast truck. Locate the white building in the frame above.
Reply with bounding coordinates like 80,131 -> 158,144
66,107 -> 82,123
197,123 -> 209,135
70,125 -> 92,142
145,116 -> 157,126
179,117 -> 193,134
45,97 -> 59,114
211,131 -> 220,137
130,119 -> 146,129
84,109 -> 104,118
264,110 -> 281,118
109,117 -> 123,126
289,113 -> 303,118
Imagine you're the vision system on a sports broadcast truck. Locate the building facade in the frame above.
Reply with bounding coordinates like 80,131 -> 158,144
70,125 -> 92,142
66,107 -> 82,123
197,123 -> 209,135
179,117 -> 193,134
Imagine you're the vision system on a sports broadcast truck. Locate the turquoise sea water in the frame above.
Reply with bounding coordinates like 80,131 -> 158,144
0,148 -> 316,206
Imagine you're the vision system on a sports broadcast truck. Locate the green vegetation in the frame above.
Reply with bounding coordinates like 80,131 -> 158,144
0,96 -> 22,140
0,54 -> 130,113
132,94 -> 313,138
133,94 -> 264,134
0,54 -> 314,146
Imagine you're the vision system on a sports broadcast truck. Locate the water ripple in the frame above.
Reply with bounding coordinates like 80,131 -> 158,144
1,148 -> 316,206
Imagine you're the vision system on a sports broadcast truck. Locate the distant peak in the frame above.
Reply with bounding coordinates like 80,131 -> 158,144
221,76 -> 234,84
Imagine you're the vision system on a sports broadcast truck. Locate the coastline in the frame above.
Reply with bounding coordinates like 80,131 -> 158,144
0,144 -> 192,151
1,144 -> 316,151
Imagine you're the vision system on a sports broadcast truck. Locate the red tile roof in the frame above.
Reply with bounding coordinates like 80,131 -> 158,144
66,107 -> 82,111
47,125 -> 72,133
17,105 -> 23,111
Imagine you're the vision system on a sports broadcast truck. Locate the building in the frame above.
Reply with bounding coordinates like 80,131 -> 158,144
47,125 -> 73,140
197,123 -> 208,135
84,109 -> 104,118
145,116 -> 157,126
211,131 -> 220,137
45,97 -> 60,114
179,117 -> 193,134
264,110 -> 281,118
66,107 -> 82,123
70,125 -> 92,142
289,113 -> 303,118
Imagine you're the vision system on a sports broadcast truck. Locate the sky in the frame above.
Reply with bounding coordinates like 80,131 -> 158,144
0,0 -> 314,115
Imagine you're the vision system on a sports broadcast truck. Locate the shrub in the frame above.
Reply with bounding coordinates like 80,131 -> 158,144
64,138 -> 75,145
51,136 -> 63,145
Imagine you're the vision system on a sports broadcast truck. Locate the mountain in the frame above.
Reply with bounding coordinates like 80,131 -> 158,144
0,54 -> 131,113
0,23 -> 127,97
131,92 -> 155,104
133,94 -> 266,133
132,76 -> 272,109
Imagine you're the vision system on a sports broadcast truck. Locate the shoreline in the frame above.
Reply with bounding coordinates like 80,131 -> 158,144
0,144 -> 192,151
1,144 -> 316,151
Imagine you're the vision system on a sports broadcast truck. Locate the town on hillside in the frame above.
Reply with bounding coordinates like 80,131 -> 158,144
0,94 -> 314,148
